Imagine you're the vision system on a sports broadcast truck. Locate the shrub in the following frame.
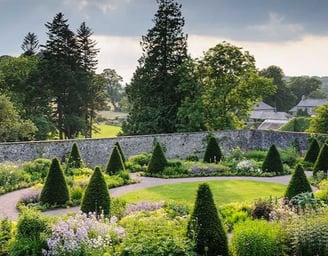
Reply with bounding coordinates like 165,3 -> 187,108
314,179 -> 328,203
187,183 -> 228,256
39,158 -> 69,206
0,217 -> 13,254
262,144 -> 284,174
304,138 -> 320,163
231,219 -> 285,256
81,166 -> 111,216
185,154 -> 199,162
313,143 -> 328,176
106,145 -> 125,175
0,162 -> 30,194
114,141 -> 126,163
219,202 -> 252,232
244,149 -> 267,161
285,164 -> 312,200
22,158 -> 51,181
66,142 -> 84,174
128,152 -> 152,166
147,142 -> 168,174
203,136 -> 222,163
251,198 -> 273,221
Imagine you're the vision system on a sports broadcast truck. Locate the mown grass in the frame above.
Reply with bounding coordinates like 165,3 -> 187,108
120,180 -> 286,207
92,124 -> 122,138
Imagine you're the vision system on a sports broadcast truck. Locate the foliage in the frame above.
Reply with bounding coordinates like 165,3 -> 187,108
279,117 -> 311,132
287,76 -> 322,103
244,149 -> 267,161
290,192 -> 321,213
262,144 -> 284,174
0,94 -> 37,142
285,164 -> 312,200
123,0 -> 188,135
185,154 -> 199,162
304,138 -> 320,163
236,159 -> 261,174
203,136 -> 222,163
44,212 -> 125,256
66,142 -> 84,173
114,141 -> 126,163
219,202 -> 251,232
39,158 -> 70,206
81,166 -> 111,216
119,209 -> 195,256
128,152 -> 152,166
314,179 -> 328,203
251,198 -> 274,221
308,103 -> 328,134
22,158 -> 51,182
102,68 -> 125,111
0,217 -> 13,254
147,142 -> 168,174
187,183 -> 228,256
314,143 -> 328,176
106,145 -> 125,175
21,32 -> 39,56
231,219 -> 285,256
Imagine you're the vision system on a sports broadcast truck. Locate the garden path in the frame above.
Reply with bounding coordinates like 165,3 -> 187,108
0,172 -> 313,221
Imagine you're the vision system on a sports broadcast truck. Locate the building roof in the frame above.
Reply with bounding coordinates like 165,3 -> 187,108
295,98 -> 328,108
257,119 -> 288,130
253,102 -> 275,111
250,111 -> 291,120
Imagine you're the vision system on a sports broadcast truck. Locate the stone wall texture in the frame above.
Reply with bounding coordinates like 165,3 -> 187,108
0,130 -> 315,168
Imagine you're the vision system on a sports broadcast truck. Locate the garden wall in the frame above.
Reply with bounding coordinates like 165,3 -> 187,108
0,130 -> 313,167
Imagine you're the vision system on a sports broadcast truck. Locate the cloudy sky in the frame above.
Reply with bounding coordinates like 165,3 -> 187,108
1,0 -> 328,83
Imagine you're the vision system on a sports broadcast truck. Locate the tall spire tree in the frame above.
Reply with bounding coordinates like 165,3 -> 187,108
123,0 -> 188,135
21,32 -> 39,56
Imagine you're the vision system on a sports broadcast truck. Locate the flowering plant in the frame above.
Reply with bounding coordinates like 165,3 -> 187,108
236,160 -> 260,173
43,212 -> 125,255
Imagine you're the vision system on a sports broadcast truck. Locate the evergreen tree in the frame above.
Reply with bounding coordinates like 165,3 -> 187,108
262,144 -> 284,174
203,136 -> 222,163
106,145 -> 125,175
81,166 -> 110,216
187,183 -> 228,256
314,143 -> 328,176
147,142 -> 168,174
66,142 -> 84,173
114,141 -> 126,163
304,138 -> 320,163
39,158 -> 69,205
285,164 -> 312,200
123,0 -> 188,135
21,32 -> 39,56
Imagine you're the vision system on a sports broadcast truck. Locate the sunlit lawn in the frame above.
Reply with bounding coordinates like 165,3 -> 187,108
92,124 -> 122,138
120,180 -> 286,207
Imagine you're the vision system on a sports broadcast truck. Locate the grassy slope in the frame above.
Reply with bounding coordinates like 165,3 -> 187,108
120,180 -> 286,207
92,124 -> 122,138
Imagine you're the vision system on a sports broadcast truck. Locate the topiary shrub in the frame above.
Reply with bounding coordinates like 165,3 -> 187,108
106,145 -> 125,175
285,164 -> 312,200
39,158 -> 69,206
81,166 -> 111,216
304,138 -> 320,163
66,143 -> 84,173
187,183 -> 228,256
203,136 -> 222,163
313,143 -> 328,177
114,141 -> 126,163
262,144 -> 283,174
147,142 -> 168,174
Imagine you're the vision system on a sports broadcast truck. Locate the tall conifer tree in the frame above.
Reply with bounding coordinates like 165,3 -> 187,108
123,0 -> 188,135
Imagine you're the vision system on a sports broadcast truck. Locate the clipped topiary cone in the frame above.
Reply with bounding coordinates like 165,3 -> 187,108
304,138 -> 320,163
106,145 -> 125,175
114,141 -> 126,163
314,143 -> 328,177
203,136 -> 222,163
147,142 -> 168,174
285,164 -> 312,200
262,144 -> 283,174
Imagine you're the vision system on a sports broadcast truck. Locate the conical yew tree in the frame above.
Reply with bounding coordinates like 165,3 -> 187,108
81,166 -> 110,216
304,138 -> 320,163
147,142 -> 168,174
187,183 -> 228,256
106,145 -> 125,175
314,143 -> 328,176
262,144 -> 283,174
285,164 -> 312,200
114,141 -> 126,163
203,136 -> 222,163
66,142 -> 84,174
39,158 -> 69,205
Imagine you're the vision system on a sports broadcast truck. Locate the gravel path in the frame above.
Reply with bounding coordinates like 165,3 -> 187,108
0,172 -> 313,220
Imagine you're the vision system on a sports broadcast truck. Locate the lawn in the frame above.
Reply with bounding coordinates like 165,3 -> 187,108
92,124 -> 122,138
120,180 -> 286,207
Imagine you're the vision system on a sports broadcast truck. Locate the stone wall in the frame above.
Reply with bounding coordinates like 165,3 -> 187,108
0,130 -> 313,168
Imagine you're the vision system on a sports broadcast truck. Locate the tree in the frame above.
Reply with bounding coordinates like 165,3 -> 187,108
285,164 -> 312,200
147,142 -> 168,174
203,136 -> 222,163
262,144 -> 284,174
21,32 -> 39,56
81,166 -> 111,216
106,145 -> 125,175
187,42 -> 275,130
123,0 -> 188,135
0,94 -> 37,142
304,138 -> 320,163
39,158 -> 69,205
187,183 -> 228,256
66,142 -> 84,173
102,68 -> 124,111
308,103 -> 328,134
313,143 -> 328,176
288,76 -> 322,103
260,65 -> 296,112
114,141 -> 126,163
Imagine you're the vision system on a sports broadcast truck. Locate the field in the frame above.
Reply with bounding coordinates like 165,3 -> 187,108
92,124 -> 122,138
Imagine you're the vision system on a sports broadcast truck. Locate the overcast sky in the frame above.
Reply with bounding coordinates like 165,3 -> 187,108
1,0 -> 328,83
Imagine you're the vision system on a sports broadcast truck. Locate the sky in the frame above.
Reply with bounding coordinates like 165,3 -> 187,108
1,0 -> 328,83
